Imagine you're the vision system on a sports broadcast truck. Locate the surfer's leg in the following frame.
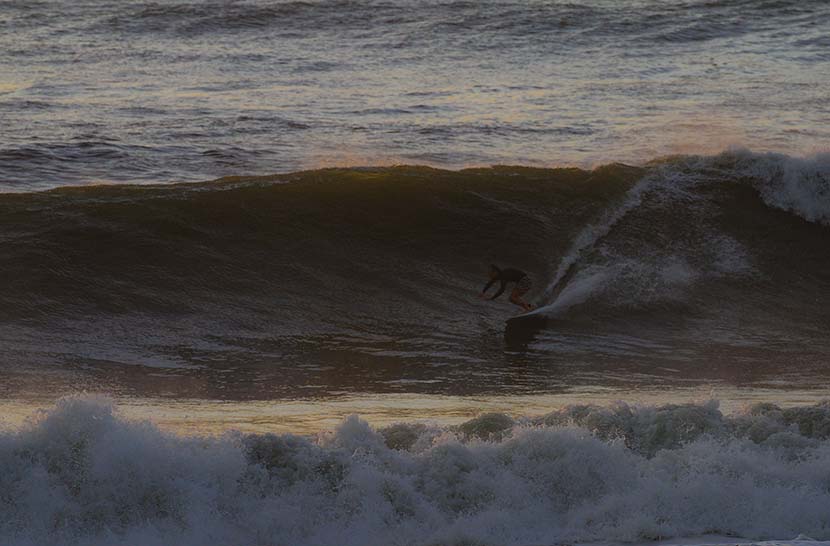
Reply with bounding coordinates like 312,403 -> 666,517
510,276 -> 534,311
511,294 -> 533,311
509,291 -> 531,310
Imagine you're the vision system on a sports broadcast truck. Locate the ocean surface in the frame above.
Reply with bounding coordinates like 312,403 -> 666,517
2,0 -> 829,190
2,0 -> 830,544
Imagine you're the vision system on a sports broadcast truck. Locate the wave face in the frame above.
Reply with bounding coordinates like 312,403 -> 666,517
1,150 -> 829,398
2,397 -> 830,546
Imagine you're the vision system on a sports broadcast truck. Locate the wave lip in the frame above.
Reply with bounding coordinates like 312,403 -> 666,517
3,397 -> 830,546
533,150 -> 830,322
737,150 -> 830,225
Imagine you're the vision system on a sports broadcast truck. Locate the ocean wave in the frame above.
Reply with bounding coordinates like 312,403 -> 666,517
1,153 -> 829,371
2,397 -> 830,545
73,0 -> 825,42
1,154 -> 828,323
533,150 -> 830,323
0,164 -> 638,321
94,1 -> 410,36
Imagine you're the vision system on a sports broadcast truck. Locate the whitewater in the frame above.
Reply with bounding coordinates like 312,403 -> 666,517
3,396 -> 830,546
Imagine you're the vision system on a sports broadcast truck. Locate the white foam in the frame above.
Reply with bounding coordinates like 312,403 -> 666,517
732,149 -> 830,225
534,149 -> 829,317
541,174 -> 656,302
3,397 -> 830,546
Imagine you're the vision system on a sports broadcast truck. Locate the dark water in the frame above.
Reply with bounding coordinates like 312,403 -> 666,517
1,0 -> 829,190
2,150 -> 829,399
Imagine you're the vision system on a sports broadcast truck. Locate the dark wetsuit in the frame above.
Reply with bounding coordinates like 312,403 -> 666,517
482,268 -> 529,300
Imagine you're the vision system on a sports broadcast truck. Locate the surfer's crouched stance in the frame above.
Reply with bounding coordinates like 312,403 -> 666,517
480,264 -> 534,312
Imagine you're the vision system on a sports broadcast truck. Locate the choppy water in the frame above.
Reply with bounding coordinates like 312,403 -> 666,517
1,0 -> 829,190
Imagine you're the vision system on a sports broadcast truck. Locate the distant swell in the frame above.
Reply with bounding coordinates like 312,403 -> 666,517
2,397 -> 830,545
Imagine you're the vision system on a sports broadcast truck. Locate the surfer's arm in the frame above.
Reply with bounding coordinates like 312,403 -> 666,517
490,281 -> 506,300
481,279 -> 496,295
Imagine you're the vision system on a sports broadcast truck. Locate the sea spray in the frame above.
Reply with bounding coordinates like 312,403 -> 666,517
737,150 -> 830,226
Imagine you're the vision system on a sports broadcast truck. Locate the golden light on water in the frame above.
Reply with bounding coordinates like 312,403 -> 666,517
4,387 -> 829,437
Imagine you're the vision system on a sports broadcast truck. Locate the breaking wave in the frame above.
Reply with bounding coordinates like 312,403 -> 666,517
1,149 -> 829,379
2,397 -> 830,545
2,149 -> 828,322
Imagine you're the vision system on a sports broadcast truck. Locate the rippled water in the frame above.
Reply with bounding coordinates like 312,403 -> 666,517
1,0 -> 829,190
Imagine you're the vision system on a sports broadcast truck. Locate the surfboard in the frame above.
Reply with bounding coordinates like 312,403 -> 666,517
505,307 -> 548,327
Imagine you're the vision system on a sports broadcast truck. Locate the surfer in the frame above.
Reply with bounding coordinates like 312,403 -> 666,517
479,264 -> 534,312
